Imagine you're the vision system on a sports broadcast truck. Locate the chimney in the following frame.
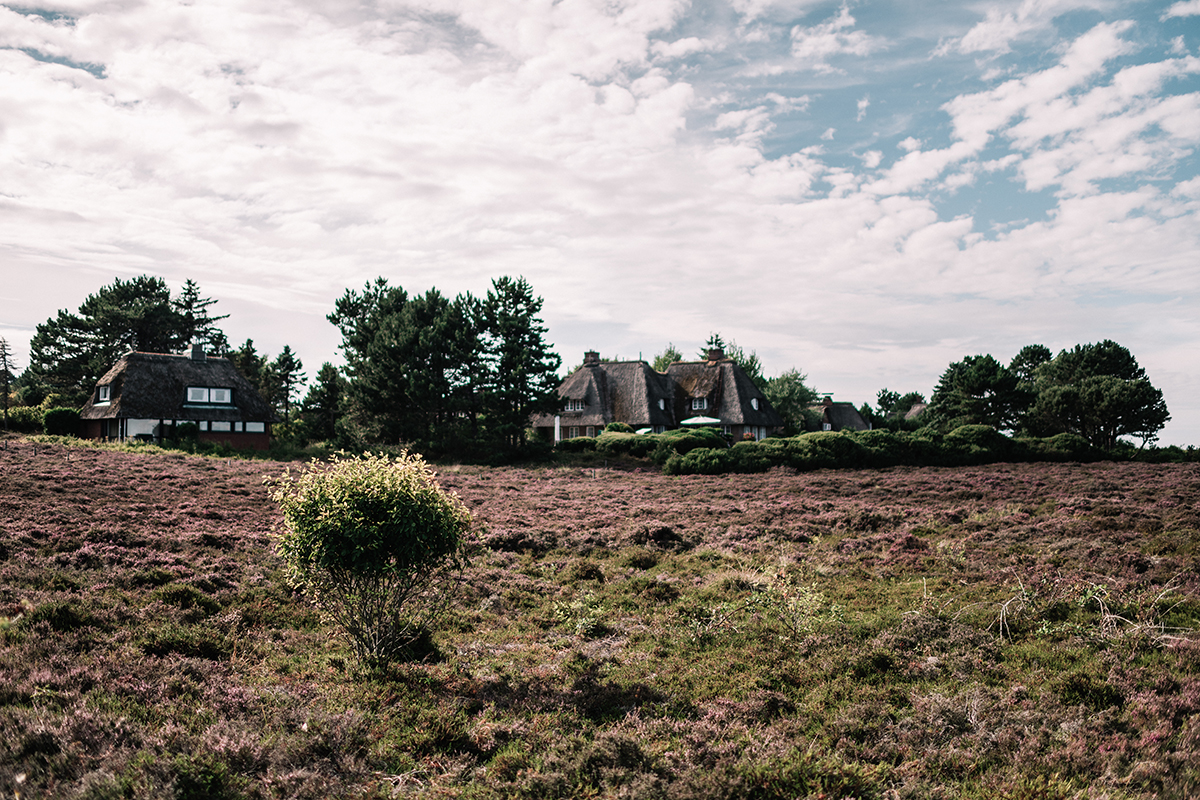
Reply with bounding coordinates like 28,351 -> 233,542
706,348 -> 724,362
191,343 -> 206,362
584,351 -> 600,367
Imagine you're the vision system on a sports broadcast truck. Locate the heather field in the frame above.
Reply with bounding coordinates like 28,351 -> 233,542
2,437 -> 1199,799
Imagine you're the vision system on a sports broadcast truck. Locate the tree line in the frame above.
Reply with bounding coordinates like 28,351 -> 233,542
3,274 -> 1173,454
8,274 -> 562,457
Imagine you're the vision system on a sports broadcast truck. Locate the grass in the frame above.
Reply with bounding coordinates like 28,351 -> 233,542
1,434 -> 1198,797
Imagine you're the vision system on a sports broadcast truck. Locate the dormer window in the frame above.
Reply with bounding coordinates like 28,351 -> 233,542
691,397 -> 708,411
658,399 -> 665,410
751,398 -> 760,411
97,386 -> 111,403
187,387 -> 233,405
565,399 -> 585,412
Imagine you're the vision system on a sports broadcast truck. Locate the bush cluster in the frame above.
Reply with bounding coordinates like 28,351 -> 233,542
658,426 -> 1130,475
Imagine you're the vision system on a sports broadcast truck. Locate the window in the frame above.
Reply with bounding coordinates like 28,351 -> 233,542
565,399 -> 585,411
691,397 -> 707,411
586,426 -> 595,437
210,421 -> 232,432
658,399 -> 665,410
751,398 -> 760,411
187,387 -> 233,404
568,426 -> 580,438
245,422 -> 266,433
97,386 -> 111,403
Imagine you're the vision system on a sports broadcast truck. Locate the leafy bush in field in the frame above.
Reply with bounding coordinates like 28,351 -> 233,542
557,436 -> 596,452
943,424 -> 1016,464
42,407 -> 81,437
604,422 -> 634,433
651,427 -> 727,464
5,405 -> 43,433
267,452 -> 472,666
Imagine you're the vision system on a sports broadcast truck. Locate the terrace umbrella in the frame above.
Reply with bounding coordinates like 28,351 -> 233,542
681,416 -> 721,426
636,428 -> 652,434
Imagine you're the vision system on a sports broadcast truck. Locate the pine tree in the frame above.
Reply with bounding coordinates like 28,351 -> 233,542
479,277 -> 562,451
300,362 -> 344,444
0,337 -> 15,430
270,345 -> 306,425
175,279 -> 230,354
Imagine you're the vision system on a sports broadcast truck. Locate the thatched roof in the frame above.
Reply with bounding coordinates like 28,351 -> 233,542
80,349 -> 276,422
666,355 -> 782,427
811,400 -> 870,432
532,356 -> 676,429
533,349 -> 782,433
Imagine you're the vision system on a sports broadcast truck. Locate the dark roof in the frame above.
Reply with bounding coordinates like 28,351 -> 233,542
532,360 -> 676,429
80,350 -> 276,422
666,357 -> 783,427
534,351 -> 783,431
812,400 -> 870,432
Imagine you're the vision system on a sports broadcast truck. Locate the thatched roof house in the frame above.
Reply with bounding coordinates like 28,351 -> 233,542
810,396 -> 870,432
80,345 -> 277,450
533,348 -> 782,442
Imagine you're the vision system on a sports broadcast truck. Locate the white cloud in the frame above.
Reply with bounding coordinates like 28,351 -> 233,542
788,4 -> 885,74
2,0 -> 1199,446
1163,0 -> 1200,18
941,0 -> 1110,56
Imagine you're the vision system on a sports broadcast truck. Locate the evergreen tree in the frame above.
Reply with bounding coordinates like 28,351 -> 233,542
479,276 -> 562,450
0,337 -> 15,430
270,346 -> 306,426
927,354 -> 1030,433
229,339 -> 268,389
26,276 -> 224,404
330,280 -> 479,451
300,362 -> 344,444
175,279 -> 230,354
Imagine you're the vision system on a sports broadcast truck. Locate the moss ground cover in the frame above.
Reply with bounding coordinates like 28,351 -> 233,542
1,434 -> 1198,798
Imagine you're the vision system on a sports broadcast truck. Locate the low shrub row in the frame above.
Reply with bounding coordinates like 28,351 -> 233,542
562,423 -> 1197,474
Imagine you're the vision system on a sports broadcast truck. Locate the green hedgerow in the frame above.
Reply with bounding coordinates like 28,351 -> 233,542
266,452 -> 472,667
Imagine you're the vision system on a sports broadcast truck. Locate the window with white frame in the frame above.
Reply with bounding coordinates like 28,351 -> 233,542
97,386 -> 111,403
586,426 -> 595,437
658,398 -> 665,410
751,397 -> 759,410
568,426 -> 580,438
187,387 -> 233,404
691,397 -> 707,410
565,399 -> 585,411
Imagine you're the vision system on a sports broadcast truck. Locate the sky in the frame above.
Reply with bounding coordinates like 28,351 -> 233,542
2,0 -> 1198,445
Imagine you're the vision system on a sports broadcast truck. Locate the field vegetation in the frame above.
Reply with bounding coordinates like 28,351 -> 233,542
2,434 -> 1198,798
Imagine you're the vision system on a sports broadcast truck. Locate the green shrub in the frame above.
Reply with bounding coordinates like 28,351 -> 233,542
604,422 -> 634,433
5,405 -> 43,433
557,436 -> 597,452
267,452 -> 472,666
651,427 -> 727,464
944,424 -> 1013,464
42,407 -> 81,437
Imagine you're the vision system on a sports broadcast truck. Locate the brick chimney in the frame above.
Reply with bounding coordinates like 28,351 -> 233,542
190,343 -> 206,361
584,351 -> 600,367
706,348 -> 724,362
